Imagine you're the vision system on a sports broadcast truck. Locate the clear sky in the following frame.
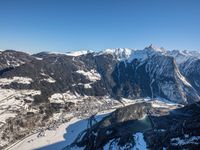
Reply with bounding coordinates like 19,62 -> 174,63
0,0 -> 200,53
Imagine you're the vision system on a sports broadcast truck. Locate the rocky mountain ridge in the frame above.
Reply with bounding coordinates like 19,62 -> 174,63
1,45 -> 200,149
0,45 -> 200,104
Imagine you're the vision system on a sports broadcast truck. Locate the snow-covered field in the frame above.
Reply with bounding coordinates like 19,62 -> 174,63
0,89 -> 41,127
76,69 -> 101,82
6,111 -> 111,150
3,95 -> 180,150
4,95 -> 136,150
6,117 -> 82,150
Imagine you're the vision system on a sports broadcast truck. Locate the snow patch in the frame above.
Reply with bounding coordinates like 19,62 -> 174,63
73,83 -> 92,89
76,69 -> 101,82
103,132 -> 147,150
128,49 -> 148,62
40,73 -> 56,83
83,83 -> 92,89
0,89 -> 41,125
34,57 -> 43,60
0,77 -> 33,86
42,77 -> 56,83
168,49 -> 200,64
133,132 -> 147,150
99,48 -> 133,61
49,91 -> 82,104
65,50 -> 90,56
171,136 -> 200,146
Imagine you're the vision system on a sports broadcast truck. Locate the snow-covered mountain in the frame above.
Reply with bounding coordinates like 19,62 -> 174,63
0,50 -> 35,73
1,45 -> 200,104
0,45 -> 200,149
65,50 -> 92,56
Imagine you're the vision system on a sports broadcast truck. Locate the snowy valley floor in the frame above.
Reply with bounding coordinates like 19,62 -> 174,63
6,110 -> 114,150
5,98 -> 180,150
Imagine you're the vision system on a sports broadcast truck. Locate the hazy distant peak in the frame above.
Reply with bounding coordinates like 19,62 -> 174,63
144,44 -> 166,53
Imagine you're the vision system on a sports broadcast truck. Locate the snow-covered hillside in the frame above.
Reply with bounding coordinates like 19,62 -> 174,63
1,45 -> 200,149
5,98 -> 181,150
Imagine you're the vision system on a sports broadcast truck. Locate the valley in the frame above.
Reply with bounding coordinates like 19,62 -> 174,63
0,45 -> 200,149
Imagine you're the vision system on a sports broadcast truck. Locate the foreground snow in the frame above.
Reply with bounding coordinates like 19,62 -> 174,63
4,97 -> 180,150
76,69 -> 101,82
6,112 -> 110,150
133,133 -> 147,150
6,117 -> 80,150
103,132 -> 147,150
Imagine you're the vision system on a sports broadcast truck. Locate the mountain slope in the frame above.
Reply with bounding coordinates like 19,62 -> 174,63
0,45 -> 200,149
0,46 -> 200,104
66,101 -> 200,150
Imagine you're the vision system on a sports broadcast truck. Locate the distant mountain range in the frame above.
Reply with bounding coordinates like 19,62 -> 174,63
1,45 -> 200,104
1,45 -> 200,149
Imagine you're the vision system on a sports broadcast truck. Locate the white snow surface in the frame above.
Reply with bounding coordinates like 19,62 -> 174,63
104,132 -> 147,150
83,83 -> 92,89
96,45 -> 200,67
132,132 -> 147,150
48,91 -> 83,104
0,89 -> 41,126
4,96 -> 181,150
65,50 -> 89,56
34,57 -> 43,60
0,77 -> 33,86
98,45 -> 167,63
33,45 -> 200,66
73,83 -> 92,89
7,112 -> 110,150
171,136 -> 200,146
76,69 -> 101,82
151,99 -> 181,108
41,77 -> 56,83
99,48 -> 133,60
6,117 -> 80,150
40,73 -> 56,83
5,96 -> 137,150
46,50 -> 92,57
168,49 -> 200,64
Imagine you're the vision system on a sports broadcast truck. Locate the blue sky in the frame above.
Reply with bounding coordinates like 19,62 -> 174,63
0,0 -> 200,53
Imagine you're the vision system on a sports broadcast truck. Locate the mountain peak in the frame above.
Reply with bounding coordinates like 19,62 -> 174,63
145,44 -> 166,53
99,48 -> 134,60
65,50 -> 92,56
